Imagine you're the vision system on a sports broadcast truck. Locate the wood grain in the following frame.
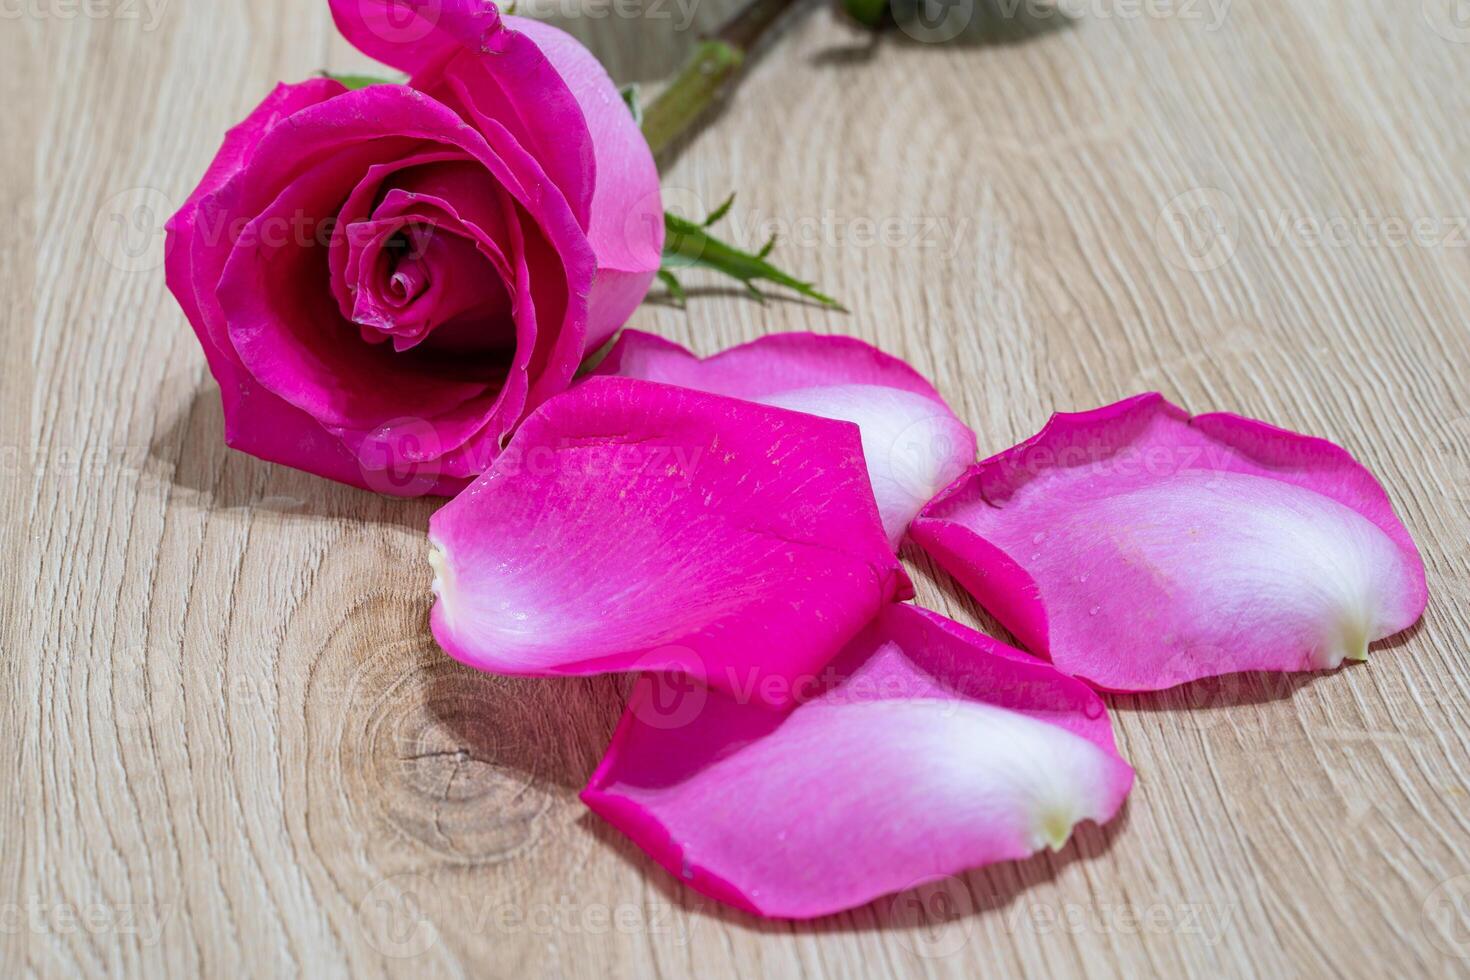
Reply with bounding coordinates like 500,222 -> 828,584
8,0 -> 1470,975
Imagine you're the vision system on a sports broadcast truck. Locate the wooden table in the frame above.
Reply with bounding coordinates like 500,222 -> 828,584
8,1 -> 1470,975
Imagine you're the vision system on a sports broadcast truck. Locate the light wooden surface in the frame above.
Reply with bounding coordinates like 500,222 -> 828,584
9,1 -> 1470,976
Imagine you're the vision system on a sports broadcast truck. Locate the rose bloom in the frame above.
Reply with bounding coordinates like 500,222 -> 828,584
166,0 -> 663,495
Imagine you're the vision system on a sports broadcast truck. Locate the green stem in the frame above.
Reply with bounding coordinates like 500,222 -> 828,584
638,0 -> 844,310
640,0 -> 806,159
640,41 -> 743,159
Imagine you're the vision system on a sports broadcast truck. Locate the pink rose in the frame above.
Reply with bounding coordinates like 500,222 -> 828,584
166,0 -> 663,495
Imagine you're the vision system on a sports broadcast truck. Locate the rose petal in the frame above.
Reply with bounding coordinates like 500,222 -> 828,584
332,159 -> 520,353
332,3 -> 664,345
428,377 -> 911,703
593,331 -> 977,548
911,393 -> 1428,691
328,0 -> 501,77
327,149 -> 469,321
506,16 -> 663,349
198,84 -> 592,472
165,79 -> 455,492
582,604 -> 1134,919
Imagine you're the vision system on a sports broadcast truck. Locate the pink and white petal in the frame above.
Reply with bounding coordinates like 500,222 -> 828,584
911,393 -> 1428,692
582,604 -> 1134,920
594,331 -> 977,547
507,16 -> 663,349
346,2 -> 600,231
428,377 -> 911,702
596,329 -> 949,402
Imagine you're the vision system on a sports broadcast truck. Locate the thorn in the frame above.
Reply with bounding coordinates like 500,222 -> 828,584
657,269 -> 687,306
703,192 -> 736,227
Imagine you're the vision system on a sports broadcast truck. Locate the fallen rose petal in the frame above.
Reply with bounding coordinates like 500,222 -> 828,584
582,603 -> 1134,919
594,331 -> 977,547
428,377 -> 911,703
911,393 -> 1428,691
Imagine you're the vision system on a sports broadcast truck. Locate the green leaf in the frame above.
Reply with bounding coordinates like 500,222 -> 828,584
842,0 -> 889,26
620,84 -> 643,126
662,211 -> 845,311
321,71 -> 405,90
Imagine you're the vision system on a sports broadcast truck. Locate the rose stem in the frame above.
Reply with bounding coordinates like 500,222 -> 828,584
640,0 -> 811,160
